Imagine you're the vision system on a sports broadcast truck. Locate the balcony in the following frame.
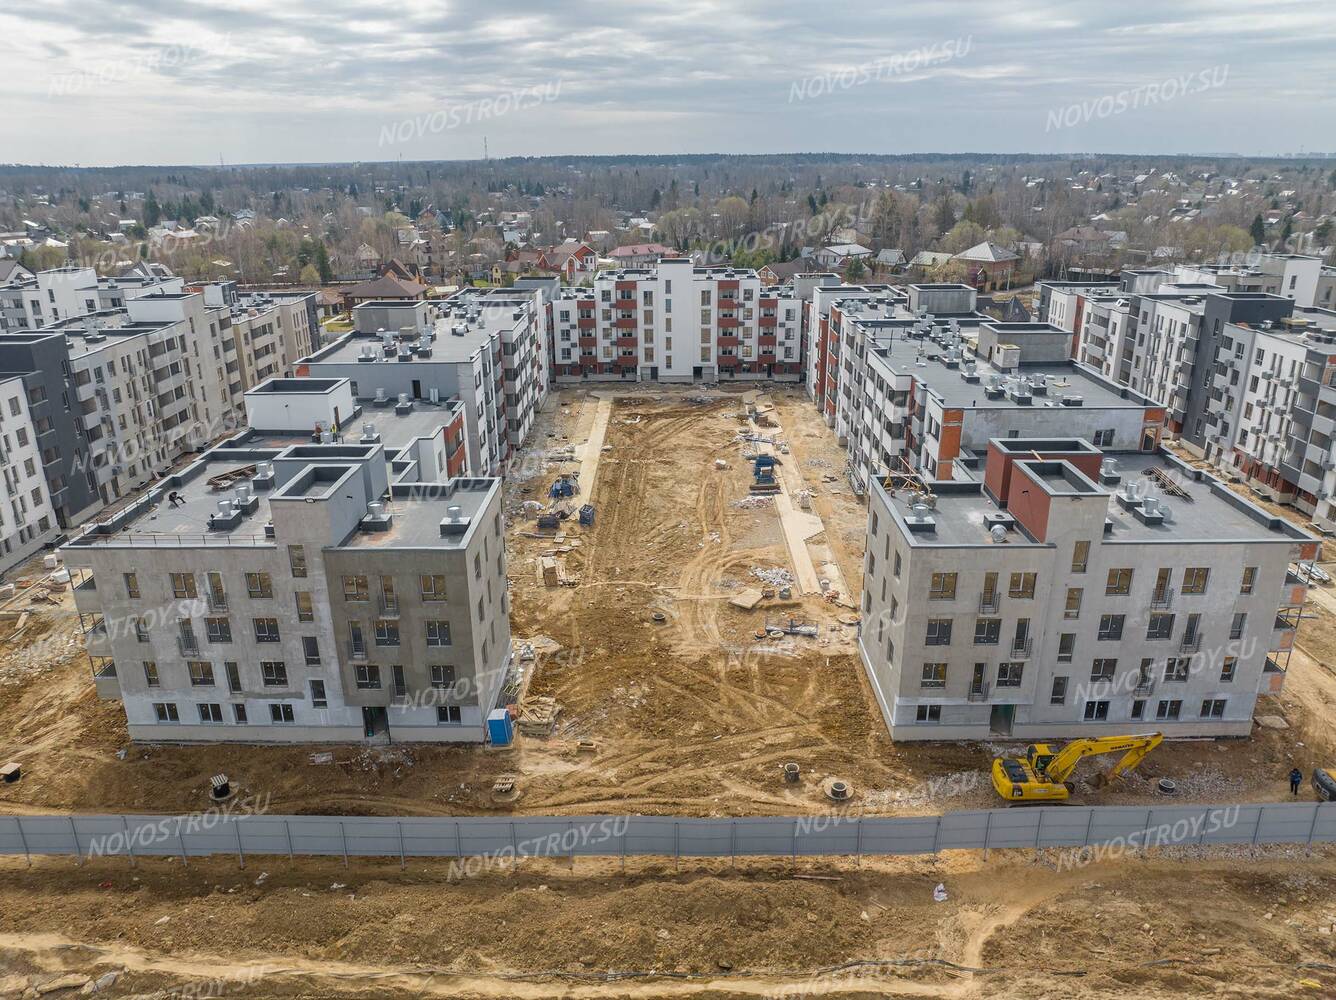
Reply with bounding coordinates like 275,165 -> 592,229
379,594 -> 400,617
1009,636 -> 1033,660
615,336 -> 638,349
347,641 -> 369,662
1260,656 -> 1287,694
91,660 -> 120,700
177,635 -> 200,656
1179,633 -> 1202,654
1149,587 -> 1174,610
612,315 -> 636,329
978,592 -> 1000,614
717,334 -> 740,349
206,591 -> 228,612
967,682 -> 990,703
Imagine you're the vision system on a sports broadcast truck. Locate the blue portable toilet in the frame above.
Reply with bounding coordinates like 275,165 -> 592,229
579,504 -> 595,526
487,708 -> 514,746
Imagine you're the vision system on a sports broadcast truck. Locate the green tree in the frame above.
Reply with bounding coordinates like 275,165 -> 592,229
843,257 -> 867,282
315,242 -> 334,284
144,191 -> 161,227
1249,214 -> 1266,245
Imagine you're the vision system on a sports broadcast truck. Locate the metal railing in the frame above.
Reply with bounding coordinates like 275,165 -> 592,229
346,641 -> 368,662
176,635 -> 199,656
967,682 -> 990,703
1009,637 -> 1033,659
1150,588 -> 1174,610
1180,634 -> 1202,654
206,591 -> 229,612
978,592 -> 1000,614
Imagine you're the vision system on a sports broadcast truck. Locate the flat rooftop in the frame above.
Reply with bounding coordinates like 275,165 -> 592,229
339,480 -> 497,550
100,455 -> 277,543
242,400 -> 457,455
882,449 -> 1313,547
865,333 -> 1150,410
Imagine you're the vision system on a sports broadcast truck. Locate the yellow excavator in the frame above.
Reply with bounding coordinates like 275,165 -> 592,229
992,733 -> 1164,802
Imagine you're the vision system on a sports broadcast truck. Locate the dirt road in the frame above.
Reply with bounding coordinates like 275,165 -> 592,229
0,849 -> 1333,998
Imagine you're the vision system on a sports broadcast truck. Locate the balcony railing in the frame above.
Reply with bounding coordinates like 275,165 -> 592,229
1134,677 -> 1155,696
177,635 -> 200,656
379,594 -> 400,617
967,682 -> 990,702
1179,633 -> 1202,653
1149,587 -> 1174,610
206,591 -> 228,612
1010,637 -> 1033,659
978,592 -> 1000,614
347,641 -> 368,662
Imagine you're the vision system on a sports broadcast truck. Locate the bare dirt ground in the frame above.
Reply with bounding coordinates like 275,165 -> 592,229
1,393 -> 1335,998
0,389 -> 1334,819
0,849 -> 1334,999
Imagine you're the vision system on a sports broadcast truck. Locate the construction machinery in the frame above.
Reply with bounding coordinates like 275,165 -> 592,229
991,732 -> 1164,802
751,454 -> 781,494
1314,767 -> 1336,802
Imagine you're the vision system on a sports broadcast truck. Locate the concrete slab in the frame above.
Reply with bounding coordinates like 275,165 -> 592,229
574,396 -> 613,504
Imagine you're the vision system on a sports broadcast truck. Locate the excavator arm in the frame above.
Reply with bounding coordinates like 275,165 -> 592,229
1040,733 -> 1164,784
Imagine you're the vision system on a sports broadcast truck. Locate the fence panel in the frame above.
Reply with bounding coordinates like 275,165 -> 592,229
1,803 -> 1331,863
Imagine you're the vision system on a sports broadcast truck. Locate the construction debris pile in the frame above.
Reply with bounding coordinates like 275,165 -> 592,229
517,696 -> 561,738
731,495 -> 774,509
751,566 -> 796,589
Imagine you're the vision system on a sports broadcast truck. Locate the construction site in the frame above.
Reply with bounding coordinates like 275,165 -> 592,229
1,387 -> 1336,997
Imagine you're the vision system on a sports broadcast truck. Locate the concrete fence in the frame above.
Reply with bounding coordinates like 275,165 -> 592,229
2,803 -> 1333,868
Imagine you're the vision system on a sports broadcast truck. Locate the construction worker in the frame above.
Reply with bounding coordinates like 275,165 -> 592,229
1289,767 -> 1304,796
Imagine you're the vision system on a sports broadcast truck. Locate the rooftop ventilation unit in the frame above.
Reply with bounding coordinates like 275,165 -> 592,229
360,422 -> 380,444
984,511 -> 1015,531
904,502 -> 937,533
989,524 -> 1009,544
358,345 -> 377,363
397,346 -> 414,362
1099,458 -> 1122,485
439,503 -> 472,536
429,387 -> 441,404
209,498 -> 243,531
1060,395 -> 1085,407
361,500 -> 393,532
1006,381 -> 1033,405
1030,373 -> 1049,395
233,483 -> 259,515
373,387 -> 391,408
263,521 -> 276,538
252,461 -> 276,490
395,392 -> 414,415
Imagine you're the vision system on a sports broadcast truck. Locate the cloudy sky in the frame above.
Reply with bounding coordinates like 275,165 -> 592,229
4,0 -> 1334,166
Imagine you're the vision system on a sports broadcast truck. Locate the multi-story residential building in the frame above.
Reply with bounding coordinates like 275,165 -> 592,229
0,288 -> 243,524
549,260 -> 805,383
64,376 -> 507,743
860,437 -> 1317,741
809,282 -> 1164,494
0,375 -> 59,571
297,286 -> 549,476
1205,305 -> 1336,525
0,264 -> 184,332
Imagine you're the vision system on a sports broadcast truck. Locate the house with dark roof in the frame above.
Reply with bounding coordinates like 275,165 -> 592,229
340,273 -> 428,309
953,240 -> 1021,291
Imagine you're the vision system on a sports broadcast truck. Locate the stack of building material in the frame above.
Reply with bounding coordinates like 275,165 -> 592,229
517,696 -> 560,737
